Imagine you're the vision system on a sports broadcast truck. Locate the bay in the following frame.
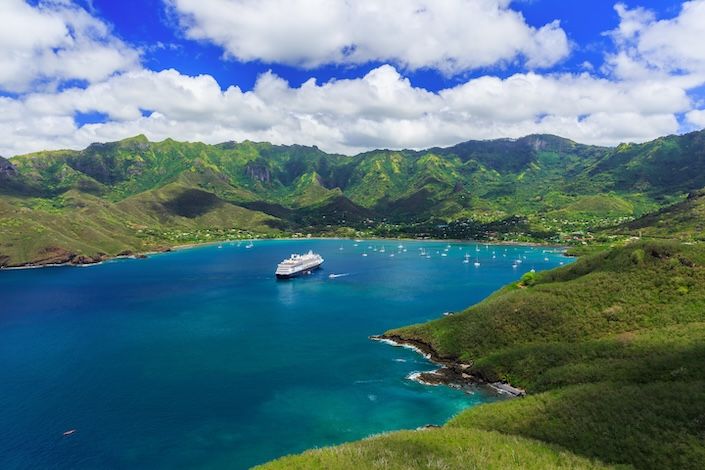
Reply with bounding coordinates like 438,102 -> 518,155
0,239 -> 570,469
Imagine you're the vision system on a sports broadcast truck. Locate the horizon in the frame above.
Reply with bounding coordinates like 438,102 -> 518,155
8,127 -> 705,160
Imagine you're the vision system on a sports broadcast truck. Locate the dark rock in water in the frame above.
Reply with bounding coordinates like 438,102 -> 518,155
0,156 -> 18,178
118,249 -> 147,259
71,253 -> 107,265
71,255 -> 98,265
375,334 -> 527,397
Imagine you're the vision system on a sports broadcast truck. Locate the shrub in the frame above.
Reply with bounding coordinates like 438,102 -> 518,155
520,271 -> 538,287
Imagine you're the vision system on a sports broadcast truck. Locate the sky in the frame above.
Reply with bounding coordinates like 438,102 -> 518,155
2,0 -> 705,157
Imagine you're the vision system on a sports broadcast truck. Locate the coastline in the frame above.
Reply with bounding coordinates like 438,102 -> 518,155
0,248 -> 168,271
0,236 -> 568,271
370,334 -> 526,398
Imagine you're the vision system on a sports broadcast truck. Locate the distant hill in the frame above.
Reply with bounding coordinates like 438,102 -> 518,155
610,189 -> 705,241
2,130 -> 705,266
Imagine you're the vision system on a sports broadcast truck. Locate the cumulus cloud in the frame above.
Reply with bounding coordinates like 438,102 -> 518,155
686,109 -> 705,128
1,1 -> 704,159
0,0 -> 140,93
166,0 -> 570,74
605,1 -> 705,85
0,65 -> 691,157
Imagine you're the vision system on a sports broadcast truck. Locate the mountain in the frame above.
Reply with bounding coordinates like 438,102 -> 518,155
1,130 -> 704,266
261,240 -> 705,469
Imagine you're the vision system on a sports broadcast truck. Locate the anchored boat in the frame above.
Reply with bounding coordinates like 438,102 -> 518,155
275,251 -> 324,279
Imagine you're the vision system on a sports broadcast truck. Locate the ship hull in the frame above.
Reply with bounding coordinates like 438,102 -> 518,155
275,261 -> 323,279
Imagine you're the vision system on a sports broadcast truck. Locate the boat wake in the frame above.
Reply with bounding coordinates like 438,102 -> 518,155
328,273 -> 351,279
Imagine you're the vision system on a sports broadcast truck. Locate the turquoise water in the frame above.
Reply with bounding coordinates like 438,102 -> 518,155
0,239 -> 569,469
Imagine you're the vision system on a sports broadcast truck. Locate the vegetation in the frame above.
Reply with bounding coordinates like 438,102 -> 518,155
609,189 -> 705,241
260,241 -> 705,469
3,130 -> 705,265
4,130 -> 705,467
258,428 -> 613,470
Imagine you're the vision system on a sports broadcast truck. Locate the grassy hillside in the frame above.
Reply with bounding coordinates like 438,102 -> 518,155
389,241 -> 705,388
2,130 -> 705,265
610,189 -> 705,241
259,428 -> 613,470
259,241 -> 705,469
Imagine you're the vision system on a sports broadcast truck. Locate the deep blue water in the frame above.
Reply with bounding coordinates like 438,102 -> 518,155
0,239 -> 570,469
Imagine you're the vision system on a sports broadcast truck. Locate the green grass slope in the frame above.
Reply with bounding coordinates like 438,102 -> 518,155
259,241 -> 705,469
390,241 -> 705,387
449,381 -> 705,470
611,189 -> 705,241
258,428 -> 613,470
0,182 -> 281,267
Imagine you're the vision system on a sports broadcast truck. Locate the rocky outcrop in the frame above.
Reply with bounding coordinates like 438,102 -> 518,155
371,334 -> 526,397
0,156 -> 17,178
246,164 -> 271,183
4,247 -> 109,268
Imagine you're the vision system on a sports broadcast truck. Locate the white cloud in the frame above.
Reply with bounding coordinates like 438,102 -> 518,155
0,65 -> 691,157
605,1 -> 705,85
0,1 -> 703,159
686,109 -> 705,128
0,0 -> 140,93
166,0 -> 570,74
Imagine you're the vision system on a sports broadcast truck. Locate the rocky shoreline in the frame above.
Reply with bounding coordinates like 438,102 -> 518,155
0,247 -> 166,270
371,334 -> 526,398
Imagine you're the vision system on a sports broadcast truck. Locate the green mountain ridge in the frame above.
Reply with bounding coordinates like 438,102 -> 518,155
2,129 -> 705,266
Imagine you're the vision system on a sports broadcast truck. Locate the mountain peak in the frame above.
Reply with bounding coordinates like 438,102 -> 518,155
120,134 -> 150,144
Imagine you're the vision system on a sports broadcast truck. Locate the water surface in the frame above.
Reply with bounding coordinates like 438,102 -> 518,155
0,239 -> 569,468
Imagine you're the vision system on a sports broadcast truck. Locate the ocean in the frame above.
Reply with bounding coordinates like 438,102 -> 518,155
0,239 -> 570,468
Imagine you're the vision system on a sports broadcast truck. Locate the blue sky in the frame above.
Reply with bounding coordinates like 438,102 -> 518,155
78,0 -> 683,91
2,0 -> 705,156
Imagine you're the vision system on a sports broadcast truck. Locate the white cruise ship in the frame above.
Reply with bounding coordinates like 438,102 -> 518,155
275,251 -> 324,279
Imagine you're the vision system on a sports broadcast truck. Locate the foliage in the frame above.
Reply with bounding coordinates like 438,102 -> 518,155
2,130 -> 704,264
609,189 -> 705,241
257,428 -> 613,470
